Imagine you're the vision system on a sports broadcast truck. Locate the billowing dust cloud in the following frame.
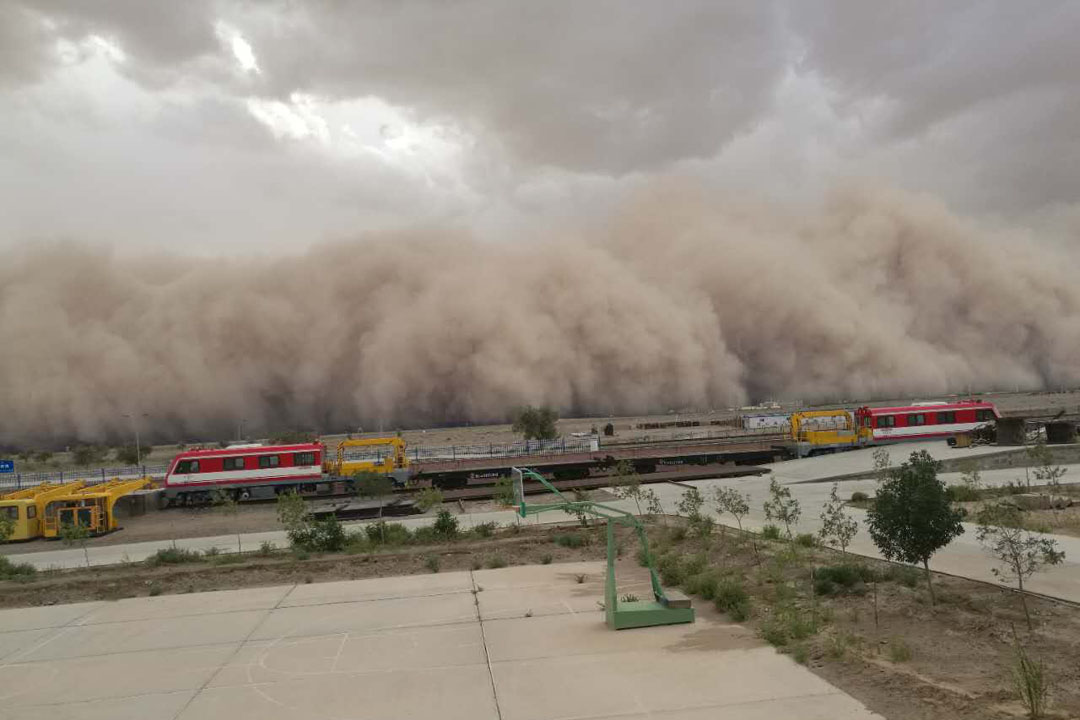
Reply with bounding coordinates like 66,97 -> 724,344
2,184 -> 1078,445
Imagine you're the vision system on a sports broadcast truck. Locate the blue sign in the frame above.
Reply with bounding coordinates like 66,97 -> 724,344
0,460 -> 13,474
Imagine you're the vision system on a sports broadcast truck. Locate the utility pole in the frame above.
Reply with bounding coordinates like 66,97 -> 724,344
237,418 -> 246,443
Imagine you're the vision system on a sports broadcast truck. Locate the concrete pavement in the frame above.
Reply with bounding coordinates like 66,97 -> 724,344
0,562 -> 883,719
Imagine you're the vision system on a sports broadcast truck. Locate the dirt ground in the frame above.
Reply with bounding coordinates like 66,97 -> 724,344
3,517 -> 1080,719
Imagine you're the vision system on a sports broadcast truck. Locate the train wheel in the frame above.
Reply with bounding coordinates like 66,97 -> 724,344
238,489 -> 251,501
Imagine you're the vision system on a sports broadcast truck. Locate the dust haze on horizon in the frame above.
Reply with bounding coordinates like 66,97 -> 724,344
2,183 -> 1078,446
1,1 -> 1079,445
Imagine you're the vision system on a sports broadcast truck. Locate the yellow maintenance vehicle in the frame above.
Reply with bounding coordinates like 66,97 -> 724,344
41,477 -> 153,538
0,481 -> 86,541
785,410 -> 872,458
324,436 -> 413,486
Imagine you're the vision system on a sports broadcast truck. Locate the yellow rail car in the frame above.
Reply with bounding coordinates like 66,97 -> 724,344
41,477 -> 152,538
324,436 -> 412,485
787,410 -> 872,458
0,481 -> 87,541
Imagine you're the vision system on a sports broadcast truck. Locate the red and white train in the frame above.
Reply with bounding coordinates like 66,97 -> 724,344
163,443 -> 325,504
854,400 -> 999,442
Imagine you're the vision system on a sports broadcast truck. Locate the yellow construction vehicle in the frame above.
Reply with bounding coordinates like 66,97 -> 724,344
786,410 -> 872,458
41,477 -> 152,538
324,436 -> 412,485
0,481 -> 86,541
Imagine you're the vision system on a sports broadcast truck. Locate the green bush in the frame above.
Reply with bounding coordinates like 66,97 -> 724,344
257,541 -> 277,557
554,533 -> 585,548
761,524 -> 782,540
541,553 -> 553,565
366,522 -> 412,545
814,563 -> 875,596
636,547 -> 653,567
203,547 -> 221,557
424,554 -> 441,573
889,636 -> 913,662
851,491 -> 869,503
714,578 -> 750,620
296,516 -> 346,552
945,485 -> 981,502
471,522 -> 498,538
794,533 -> 816,548
344,532 -> 370,555
411,526 -> 439,544
0,555 -> 37,579
433,510 -> 460,539
145,547 -> 203,566
685,572 -> 719,601
657,554 -> 684,587
668,526 -> 688,543
760,607 -> 818,647
485,555 -> 508,569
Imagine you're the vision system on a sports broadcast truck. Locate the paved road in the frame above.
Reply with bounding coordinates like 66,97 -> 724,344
9,440 -> 1080,605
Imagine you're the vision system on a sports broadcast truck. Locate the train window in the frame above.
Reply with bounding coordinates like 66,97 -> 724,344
2,506 -> 18,520
976,409 -> 995,422
877,416 -> 896,428
175,460 -> 199,474
27,506 -> 36,519
937,411 -> 956,424
223,457 -> 246,471
909,414 -> 926,426
258,455 -> 281,469
294,452 -> 316,466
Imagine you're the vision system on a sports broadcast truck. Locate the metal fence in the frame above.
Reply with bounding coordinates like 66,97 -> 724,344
0,464 -> 169,491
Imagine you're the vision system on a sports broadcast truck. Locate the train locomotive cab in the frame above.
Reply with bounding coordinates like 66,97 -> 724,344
164,443 -> 324,504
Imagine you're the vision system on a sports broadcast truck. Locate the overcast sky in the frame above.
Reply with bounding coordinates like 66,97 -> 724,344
2,0 -> 1079,253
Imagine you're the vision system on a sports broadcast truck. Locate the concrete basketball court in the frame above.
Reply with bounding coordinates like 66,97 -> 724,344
0,562 -> 881,720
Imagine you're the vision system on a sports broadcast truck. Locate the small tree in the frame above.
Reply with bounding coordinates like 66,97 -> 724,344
713,487 -> 751,533
819,483 -> 859,555
976,502 -> 1065,631
866,450 -> 964,605
34,451 -> 54,464
612,461 -> 645,516
676,486 -> 712,537
959,460 -> 982,494
59,521 -> 92,567
763,479 -> 801,544
72,445 -> 106,467
511,406 -> 559,441
872,447 -> 892,483
565,488 -> 591,527
115,444 -> 153,466
415,487 -> 444,513
603,423 -> 615,437
276,490 -> 313,547
1029,438 -> 1066,491
493,475 -> 517,507
355,472 -> 395,518
210,489 -> 242,553
642,487 -> 666,525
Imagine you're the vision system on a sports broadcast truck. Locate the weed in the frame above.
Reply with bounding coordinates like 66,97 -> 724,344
851,491 -> 869,503
0,556 -> 37,580
760,606 -> 819,647
1013,643 -> 1048,719
792,643 -> 809,665
761,524 -> 782,541
826,631 -> 859,661
945,485 -> 982,502
683,553 -> 708,577
575,573 -> 587,584
881,564 -> 920,588
471,558 -> 483,571
794,533 -> 816,548
540,553 -> 553,565
344,533 -> 370,555
486,555 -> 508,569
292,548 -> 311,561
471,522 -> 498,538
411,526 -> 439,544
203,546 -> 221,557
145,547 -> 203,567
888,636 -> 912,663
636,547 -> 653,567
814,563 -> 874,596
524,609 -> 533,618
714,578 -> 750,620
258,541 -> 277,557
148,583 -> 162,597
424,554 -> 441,573
554,533 -> 585,548
211,553 -> 244,565
304,575 -> 313,584
668,526 -> 688,543
621,593 -> 639,603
